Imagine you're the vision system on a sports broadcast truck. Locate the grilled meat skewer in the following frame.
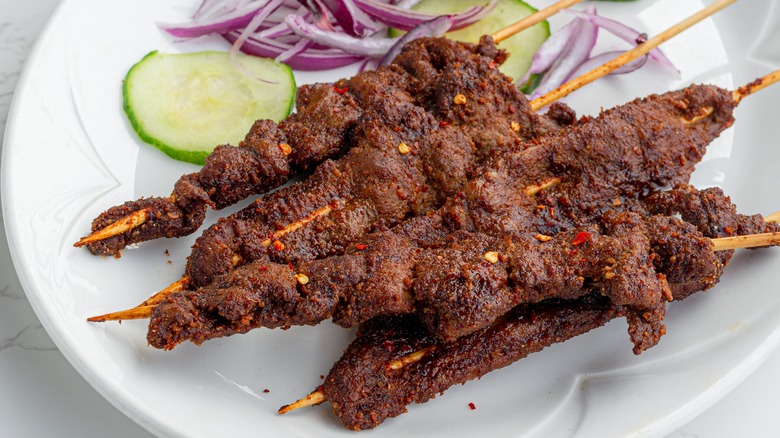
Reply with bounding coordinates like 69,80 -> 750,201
313,294 -> 620,431
76,36 -> 569,257
145,183 -> 778,350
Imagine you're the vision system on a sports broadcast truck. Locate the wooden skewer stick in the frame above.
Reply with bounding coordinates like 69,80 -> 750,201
85,276 -> 191,322
278,389 -> 327,414
711,231 -> 780,252
386,346 -> 436,371
73,209 -> 150,247
733,69 -> 780,103
530,0 -> 737,111
87,305 -> 153,322
492,0 -> 584,43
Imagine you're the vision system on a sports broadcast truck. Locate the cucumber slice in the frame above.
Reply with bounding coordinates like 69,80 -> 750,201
123,51 -> 296,165
389,0 -> 550,81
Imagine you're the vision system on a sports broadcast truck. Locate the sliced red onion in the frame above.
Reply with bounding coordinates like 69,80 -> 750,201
304,0 -> 385,37
528,5 -> 598,99
257,20 -> 295,38
284,13 -> 397,56
223,31 -> 364,70
563,8 -> 677,72
379,15 -> 453,66
520,17 -> 582,84
158,1 -> 270,39
193,0 -> 238,21
353,0 -> 498,32
230,0 -> 284,55
569,50 -> 648,79
276,38 -> 314,63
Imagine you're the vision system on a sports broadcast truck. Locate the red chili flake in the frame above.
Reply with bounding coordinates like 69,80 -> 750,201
439,121 -> 451,127
488,60 -> 497,69
263,389 -> 270,393
355,243 -> 368,251
572,231 -> 591,246
332,86 -> 348,94
468,402 -> 476,410
385,329 -> 396,337
569,248 -> 579,257
509,104 -> 516,114
259,265 -> 268,272
288,262 -> 295,270
381,340 -> 395,352
320,375 -> 325,380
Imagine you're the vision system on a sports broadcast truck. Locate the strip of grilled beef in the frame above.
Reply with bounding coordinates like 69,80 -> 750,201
179,82 -> 735,291
322,294 -> 620,431
146,185 -> 777,350
82,36 -> 570,257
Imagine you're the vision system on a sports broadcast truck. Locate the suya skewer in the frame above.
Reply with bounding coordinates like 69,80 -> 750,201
74,0 -> 572,255
141,187 -> 780,351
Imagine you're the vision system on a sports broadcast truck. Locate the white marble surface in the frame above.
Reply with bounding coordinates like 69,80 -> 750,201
0,1 -> 778,437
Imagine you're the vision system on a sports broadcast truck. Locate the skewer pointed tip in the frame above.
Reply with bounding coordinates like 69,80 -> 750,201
74,209 -> 149,247
87,305 -> 154,323
140,277 -> 189,307
278,389 -> 327,414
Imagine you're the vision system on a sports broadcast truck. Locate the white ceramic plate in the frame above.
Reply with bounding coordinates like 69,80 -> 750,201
3,0 -> 780,436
